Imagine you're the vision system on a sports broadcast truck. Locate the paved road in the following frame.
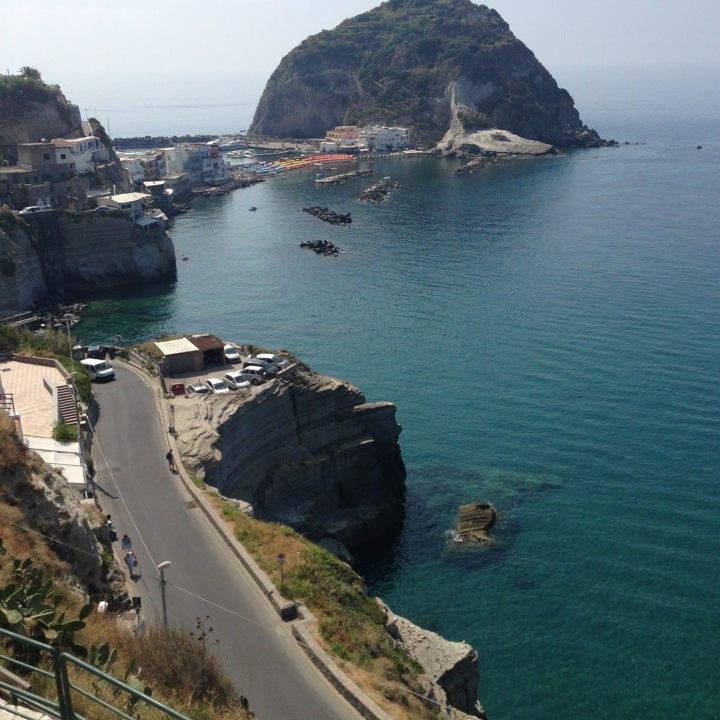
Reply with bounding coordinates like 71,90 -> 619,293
92,363 -> 360,720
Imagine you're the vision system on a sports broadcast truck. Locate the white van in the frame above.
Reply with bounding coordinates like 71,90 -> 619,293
80,358 -> 115,381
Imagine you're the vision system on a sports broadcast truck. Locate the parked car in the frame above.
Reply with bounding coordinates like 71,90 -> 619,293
243,356 -> 279,372
79,358 -> 115,382
261,365 -> 280,379
205,377 -> 230,394
256,353 -> 290,369
241,366 -> 266,385
18,205 -> 52,215
170,383 -> 186,396
224,371 -> 252,390
187,383 -> 209,395
86,345 -> 105,359
224,344 -> 241,363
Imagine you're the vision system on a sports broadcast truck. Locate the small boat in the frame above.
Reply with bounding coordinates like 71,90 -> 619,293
249,206 -> 257,212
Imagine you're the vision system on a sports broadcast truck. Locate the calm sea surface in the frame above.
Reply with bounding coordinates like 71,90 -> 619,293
76,71 -> 720,720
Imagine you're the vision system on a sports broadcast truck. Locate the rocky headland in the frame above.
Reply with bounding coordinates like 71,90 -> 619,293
378,600 -> 487,719
174,367 -> 406,552
0,209 -> 176,314
249,0 -> 608,149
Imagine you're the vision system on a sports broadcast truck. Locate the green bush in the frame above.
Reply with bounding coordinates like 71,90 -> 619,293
52,421 -> 78,442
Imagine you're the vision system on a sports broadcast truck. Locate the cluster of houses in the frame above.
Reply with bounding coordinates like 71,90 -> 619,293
0,121 -> 111,209
319,125 -> 411,153
117,141 -> 227,191
0,118 -> 229,225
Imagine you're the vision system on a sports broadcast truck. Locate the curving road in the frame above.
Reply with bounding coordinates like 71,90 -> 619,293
91,363 -> 360,720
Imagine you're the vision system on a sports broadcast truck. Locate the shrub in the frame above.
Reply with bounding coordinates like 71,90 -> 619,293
53,420 -> 79,442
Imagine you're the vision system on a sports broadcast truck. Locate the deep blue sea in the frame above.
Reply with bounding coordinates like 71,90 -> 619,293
76,67 -> 720,720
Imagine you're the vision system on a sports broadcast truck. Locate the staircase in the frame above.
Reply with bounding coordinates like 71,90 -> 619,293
55,384 -> 78,424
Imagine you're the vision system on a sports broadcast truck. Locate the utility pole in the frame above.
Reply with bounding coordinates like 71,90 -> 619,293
158,561 -> 172,629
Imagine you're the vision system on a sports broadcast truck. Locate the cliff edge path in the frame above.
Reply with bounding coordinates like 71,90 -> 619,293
91,363 -> 362,720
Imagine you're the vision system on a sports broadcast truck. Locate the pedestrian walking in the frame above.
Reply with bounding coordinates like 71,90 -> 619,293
121,534 -> 132,553
124,551 -> 138,581
166,449 -> 176,473
105,514 -> 117,542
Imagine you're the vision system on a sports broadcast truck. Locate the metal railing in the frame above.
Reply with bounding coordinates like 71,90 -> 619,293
0,626 -> 191,720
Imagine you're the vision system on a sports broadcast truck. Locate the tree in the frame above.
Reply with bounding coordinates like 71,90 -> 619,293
20,66 -> 42,81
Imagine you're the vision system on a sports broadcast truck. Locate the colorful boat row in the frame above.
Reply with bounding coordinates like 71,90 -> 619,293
243,153 -> 358,176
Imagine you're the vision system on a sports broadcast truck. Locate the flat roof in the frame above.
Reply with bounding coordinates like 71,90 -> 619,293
189,334 -> 224,352
110,192 -> 148,203
155,337 -> 201,356
0,359 -> 67,438
0,166 -> 35,175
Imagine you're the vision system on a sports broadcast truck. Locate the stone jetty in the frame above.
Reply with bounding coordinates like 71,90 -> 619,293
194,170 -> 265,198
360,177 -> 399,203
315,169 -> 372,186
300,240 -> 340,257
302,206 -> 352,225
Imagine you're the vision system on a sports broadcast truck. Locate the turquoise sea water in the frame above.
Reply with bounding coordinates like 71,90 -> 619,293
77,81 -> 720,718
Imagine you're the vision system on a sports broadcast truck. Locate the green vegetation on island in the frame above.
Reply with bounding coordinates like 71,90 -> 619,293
250,0 -> 604,147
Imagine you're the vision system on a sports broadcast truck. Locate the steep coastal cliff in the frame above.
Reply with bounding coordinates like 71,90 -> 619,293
175,369 -> 406,550
0,74 -> 82,162
249,0 -> 605,148
0,210 -> 176,313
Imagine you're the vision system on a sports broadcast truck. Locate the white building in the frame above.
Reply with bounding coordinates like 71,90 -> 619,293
162,143 -> 226,185
359,126 -> 411,151
98,192 -> 148,221
52,136 -> 108,173
118,155 -> 145,184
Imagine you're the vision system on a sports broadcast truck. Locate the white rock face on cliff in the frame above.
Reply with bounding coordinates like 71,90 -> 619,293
437,80 -> 554,157
377,600 -> 487,719
0,212 -> 176,313
174,370 -> 406,549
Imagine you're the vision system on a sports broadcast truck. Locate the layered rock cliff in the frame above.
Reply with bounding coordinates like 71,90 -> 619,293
249,0 -> 605,148
175,370 -> 406,549
378,599 -> 486,719
0,210 -> 176,313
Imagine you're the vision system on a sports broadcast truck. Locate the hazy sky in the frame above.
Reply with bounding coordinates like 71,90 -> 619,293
3,0 -> 718,136
4,0 -> 719,80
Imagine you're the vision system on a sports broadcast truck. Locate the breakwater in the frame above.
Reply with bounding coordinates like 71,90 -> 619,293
302,206 -> 352,225
360,178 -> 399,203
316,169 -> 373,186
300,240 -> 340,256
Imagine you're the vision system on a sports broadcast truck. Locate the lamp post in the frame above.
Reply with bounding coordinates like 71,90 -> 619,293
277,553 -> 286,595
157,561 -> 172,629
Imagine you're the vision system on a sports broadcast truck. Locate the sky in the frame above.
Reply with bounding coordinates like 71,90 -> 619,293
3,0 -> 719,136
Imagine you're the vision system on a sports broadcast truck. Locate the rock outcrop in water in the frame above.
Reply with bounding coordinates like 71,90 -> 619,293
0,210 -> 176,313
249,0 -> 606,148
175,369 -> 406,550
377,599 -> 487,719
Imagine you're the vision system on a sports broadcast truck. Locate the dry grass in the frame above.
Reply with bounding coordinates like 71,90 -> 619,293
212,499 -> 438,720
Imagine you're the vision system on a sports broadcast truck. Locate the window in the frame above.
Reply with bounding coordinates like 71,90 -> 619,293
43,153 -> 50,161
60,153 -> 67,160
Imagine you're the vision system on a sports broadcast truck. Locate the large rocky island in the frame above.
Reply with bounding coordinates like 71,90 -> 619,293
249,0 -> 605,149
